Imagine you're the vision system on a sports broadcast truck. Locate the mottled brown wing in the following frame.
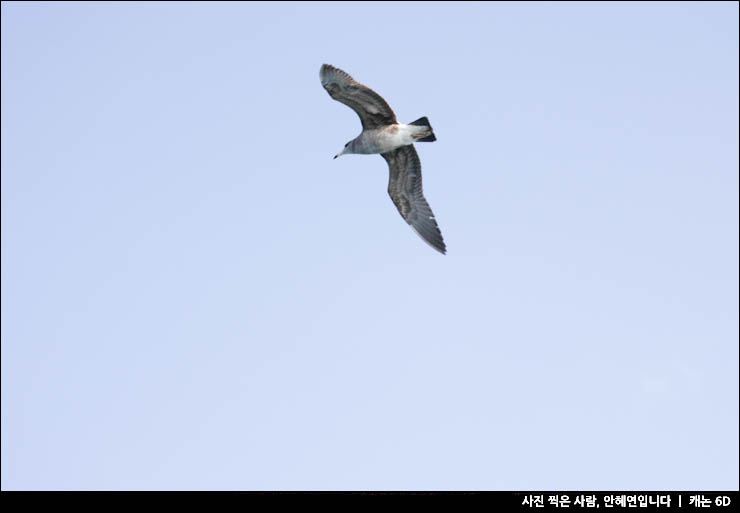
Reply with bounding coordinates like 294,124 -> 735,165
320,64 -> 398,130
382,145 -> 446,254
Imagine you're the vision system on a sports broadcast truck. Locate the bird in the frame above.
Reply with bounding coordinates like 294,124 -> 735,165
319,64 -> 446,255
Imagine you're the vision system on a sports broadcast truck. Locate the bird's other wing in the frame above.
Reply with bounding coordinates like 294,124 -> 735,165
382,145 -> 446,254
320,64 -> 398,130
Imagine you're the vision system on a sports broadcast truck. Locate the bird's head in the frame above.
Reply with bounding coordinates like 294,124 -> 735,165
334,141 -> 352,159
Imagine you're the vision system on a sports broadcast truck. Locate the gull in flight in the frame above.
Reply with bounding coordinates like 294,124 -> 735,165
320,64 -> 446,254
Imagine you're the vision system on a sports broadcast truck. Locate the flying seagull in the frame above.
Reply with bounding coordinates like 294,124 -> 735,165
320,64 -> 446,254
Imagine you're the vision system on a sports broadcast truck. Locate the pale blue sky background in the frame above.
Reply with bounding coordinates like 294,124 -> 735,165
2,1 -> 738,491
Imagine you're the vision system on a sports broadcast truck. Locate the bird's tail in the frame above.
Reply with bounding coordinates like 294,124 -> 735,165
410,116 -> 436,142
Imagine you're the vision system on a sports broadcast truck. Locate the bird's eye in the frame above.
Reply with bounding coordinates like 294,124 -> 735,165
345,142 -> 350,147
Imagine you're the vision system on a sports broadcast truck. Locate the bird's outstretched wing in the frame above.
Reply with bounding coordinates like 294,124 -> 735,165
320,64 -> 398,130
382,145 -> 446,254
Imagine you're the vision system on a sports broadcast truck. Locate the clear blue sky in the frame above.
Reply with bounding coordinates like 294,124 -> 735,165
2,1 -> 738,491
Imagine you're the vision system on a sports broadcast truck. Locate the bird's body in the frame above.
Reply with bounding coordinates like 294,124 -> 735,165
319,64 -> 446,254
345,123 -> 433,155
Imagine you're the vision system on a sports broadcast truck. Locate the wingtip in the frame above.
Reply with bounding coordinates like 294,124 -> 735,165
429,242 -> 447,255
320,64 -> 354,87
408,224 -> 447,255
431,239 -> 447,255
320,63 -> 337,76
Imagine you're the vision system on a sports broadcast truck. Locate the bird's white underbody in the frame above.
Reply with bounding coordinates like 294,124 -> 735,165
336,124 -> 432,157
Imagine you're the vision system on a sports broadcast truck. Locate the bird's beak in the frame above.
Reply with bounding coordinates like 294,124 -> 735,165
333,149 -> 344,159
